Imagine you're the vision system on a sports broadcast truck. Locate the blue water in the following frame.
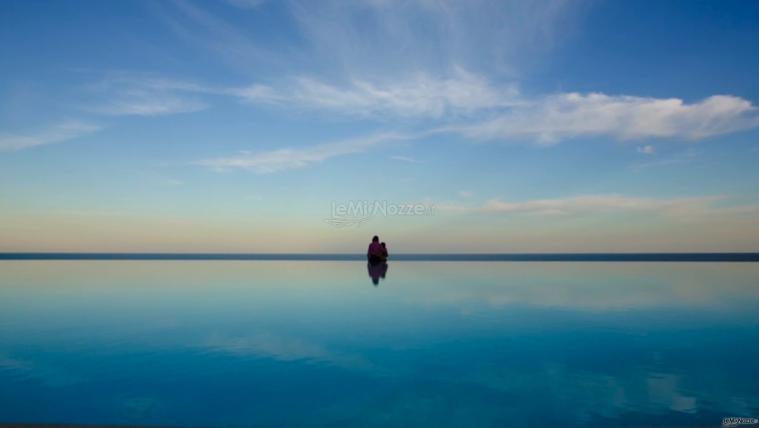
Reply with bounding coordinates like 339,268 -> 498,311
0,261 -> 758,427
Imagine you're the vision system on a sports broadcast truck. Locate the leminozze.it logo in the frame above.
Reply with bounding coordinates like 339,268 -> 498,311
325,200 -> 435,227
723,417 -> 758,427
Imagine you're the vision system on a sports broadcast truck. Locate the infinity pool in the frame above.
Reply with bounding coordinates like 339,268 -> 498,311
1,261 -> 757,427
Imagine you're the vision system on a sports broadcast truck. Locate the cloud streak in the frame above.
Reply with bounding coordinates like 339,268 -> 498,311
160,0 -> 284,72
234,68 -> 519,119
436,194 -> 755,218
452,93 -> 759,144
390,155 -> 421,163
288,0 -> 579,78
0,121 -> 101,151
94,96 -> 206,117
197,132 -> 407,173
85,72 -> 210,117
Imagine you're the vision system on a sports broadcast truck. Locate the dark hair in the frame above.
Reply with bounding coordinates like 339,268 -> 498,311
372,235 -> 379,242
381,242 -> 386,247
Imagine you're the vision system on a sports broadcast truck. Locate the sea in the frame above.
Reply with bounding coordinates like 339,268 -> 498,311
0,254 -> 758,427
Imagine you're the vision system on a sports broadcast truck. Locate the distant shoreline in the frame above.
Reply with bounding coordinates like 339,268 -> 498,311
1,253 -> 758,262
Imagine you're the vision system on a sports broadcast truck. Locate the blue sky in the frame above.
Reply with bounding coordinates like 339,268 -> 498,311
1,0 -> 758,252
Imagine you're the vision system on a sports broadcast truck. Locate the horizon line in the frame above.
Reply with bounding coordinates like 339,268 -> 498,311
1,252 -> 758,262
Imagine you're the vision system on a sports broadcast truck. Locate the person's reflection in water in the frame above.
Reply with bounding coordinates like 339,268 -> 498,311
367,260 -> 388,286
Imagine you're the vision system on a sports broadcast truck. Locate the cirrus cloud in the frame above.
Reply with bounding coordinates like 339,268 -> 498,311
435,194 -> 759,218
0,121 -> 101,152
197,132 -> 408,173
233,68 -> 519,119
451,93 -> 759,144
84,72 -> 210,117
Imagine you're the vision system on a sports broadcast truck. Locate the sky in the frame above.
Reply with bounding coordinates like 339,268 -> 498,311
1,0 -> 758,253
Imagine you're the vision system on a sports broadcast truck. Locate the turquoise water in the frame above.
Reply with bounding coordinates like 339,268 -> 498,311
0,261 -> 757,427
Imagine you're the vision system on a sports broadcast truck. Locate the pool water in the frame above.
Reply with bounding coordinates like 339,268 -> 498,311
0,261 -> 757,427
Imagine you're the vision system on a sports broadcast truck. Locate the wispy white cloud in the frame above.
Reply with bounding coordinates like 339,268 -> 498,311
225,0 -> 267,9
452,93 -> 759,144
637,145 -> 655,155
390,155 -> 421,163
151,0 -> 576,121
233,68 -> 518,119
0,121 -> 101,151
85,72 -> 210,117
288,0 -> 579,79
197,132 -> 407,173
159,0 -> 283,71
631,149 -> 701,170
437,194 -> 745,218
94,96 -> 206,117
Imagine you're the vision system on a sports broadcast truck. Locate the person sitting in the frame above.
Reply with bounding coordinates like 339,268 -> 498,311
367,235 -> 385,263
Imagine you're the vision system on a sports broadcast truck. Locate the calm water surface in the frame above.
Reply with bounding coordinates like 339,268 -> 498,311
0,261 -> 758,427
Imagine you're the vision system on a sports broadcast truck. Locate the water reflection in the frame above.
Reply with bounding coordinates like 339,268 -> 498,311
367,260 -> 388,285
0,261 -> 757,427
